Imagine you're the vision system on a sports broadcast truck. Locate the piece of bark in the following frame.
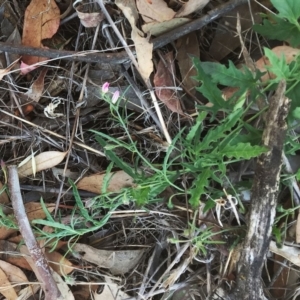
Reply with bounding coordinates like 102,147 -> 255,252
222,81 -> 290,300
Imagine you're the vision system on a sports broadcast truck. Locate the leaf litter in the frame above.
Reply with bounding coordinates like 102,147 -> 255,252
0,0 -> 299,299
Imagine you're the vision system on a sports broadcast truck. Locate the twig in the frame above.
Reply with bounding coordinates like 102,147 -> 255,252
7,166 -> 60,300
0,43 -> 129,65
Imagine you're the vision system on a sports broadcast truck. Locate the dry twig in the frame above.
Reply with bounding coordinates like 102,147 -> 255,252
8,165 -> 61,300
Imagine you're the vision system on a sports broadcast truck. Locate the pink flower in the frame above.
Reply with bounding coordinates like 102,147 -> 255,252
102,82 -> 109,94
112,90 -> 120,104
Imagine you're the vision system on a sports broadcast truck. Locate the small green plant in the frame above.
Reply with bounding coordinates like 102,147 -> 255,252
253,0 -> 300,47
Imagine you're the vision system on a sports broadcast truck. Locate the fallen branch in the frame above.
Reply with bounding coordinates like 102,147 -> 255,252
7,165 -> 61,300
224,81 -> 290,300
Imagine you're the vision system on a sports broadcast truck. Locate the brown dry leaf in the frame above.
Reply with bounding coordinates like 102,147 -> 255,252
52,270 -> 75,300
153,52 -> 184,114
131,30 -> 153,81
25,202 -> 56,220
136,0 -> 176,23
77,170 -> 135,194
208,3 -> 261,61
0,260 -> 28,291
93,276 -> 130,300
0,181 -> 9,204
46,251 -> 74,275
71,243 -> 144,275
25,67 -> 48,102
0,266 -> 17,299
18,151 -> 67,178
115,0 -> 140,30
22,0 -> 60,66
142,18 -> 190,36
0,240 -> 32,271
176,0 -> 210,17
176,32 -> 199,95
75,5 -> 104,28
18,284 -> 40,300
115,0 -> 154,81
270,241 -> 300,266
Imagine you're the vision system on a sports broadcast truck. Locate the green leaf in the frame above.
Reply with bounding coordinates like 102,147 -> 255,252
203,199 -> 216,213
271,0 -> 300,22
186,111 -> 207,142
94,135 -> 136,178
189,168 -> 211,207
264,47 -> 290,81
199,108 -> 244,151
192,57 -> 230,117
292,107 -> 300,119
221,143 -> 267,159
69,179 -> 94,224
201,61 -> 260,89
253,13 -> 300,47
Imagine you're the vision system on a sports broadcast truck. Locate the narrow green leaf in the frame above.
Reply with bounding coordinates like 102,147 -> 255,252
95,135 -> 136,178
189,168 -> 211,207
221,143 -> 267,159
69,179 -> 94,223
186,111 -> 207,142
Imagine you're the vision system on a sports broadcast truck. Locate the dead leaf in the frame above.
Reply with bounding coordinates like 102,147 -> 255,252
176,32 -> 199,95
22,0 -> 60,66
176,0 -> 210,17
93,276 -> 130,300
115,0 -> 140,30
25,202 -> 56,220
0,260 -> 28,291
208,3 -> 261,61
75,4 -> 104,28
115,0 -> 154,81
18,284 -> 40,300
25,67 -> 48,102
136,0 -> 176,23
142,18 -> 190,36
153,52 -> 184,114
270,241 -> 300,266
52,270 -> 75,300
131,30 -> 153,81
18,151 -> 67,178
0,240 -> 31,271
0,266 -> 17,299
77,170 -> 135,194
71,243 -> 144,275
46,251 -> 74,275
